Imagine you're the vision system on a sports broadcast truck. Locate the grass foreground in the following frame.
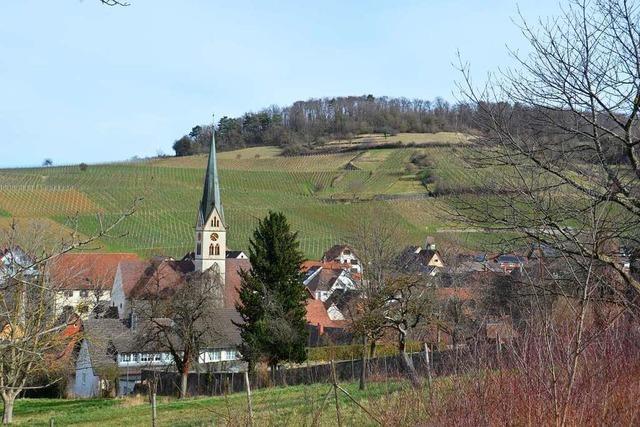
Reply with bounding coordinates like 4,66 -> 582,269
7,380 -> 415,426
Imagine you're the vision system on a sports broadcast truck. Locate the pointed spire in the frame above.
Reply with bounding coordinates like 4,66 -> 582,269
199,114 -> 224,224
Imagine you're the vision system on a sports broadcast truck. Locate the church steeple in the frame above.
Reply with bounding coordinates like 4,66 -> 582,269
199,114 -> 224,225
194,114 -> 226,278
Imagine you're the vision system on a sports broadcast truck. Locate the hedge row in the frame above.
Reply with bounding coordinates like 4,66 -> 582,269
308,342 -> 424,362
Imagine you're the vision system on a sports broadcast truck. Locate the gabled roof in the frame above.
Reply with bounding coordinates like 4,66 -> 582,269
322,245 -> 356,262
323,289 -> 359,313
118,259 -> 149,297
305,298 -> 342,328
305,268 -> 343,293
395,246 -> 441,274
224,258 -> 251,309
49,253 -> 139,291
81,318 -> 134,370
128,257 -> 194,299
199,116 -> 224,224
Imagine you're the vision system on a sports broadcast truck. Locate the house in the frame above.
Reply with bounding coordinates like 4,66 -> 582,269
323,289 -> 360,321
494,255 -> 526,274
48,253 -> 139,318
0,246 -> 37,286
305,297 -> 350,345
303,265 -> 357,302
110,255 -> 250,320
321,245 -> 362,273
396,237 -> 445,276
73,309 -> 243,397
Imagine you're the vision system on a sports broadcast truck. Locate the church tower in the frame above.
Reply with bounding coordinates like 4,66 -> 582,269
194,115 -> 226,281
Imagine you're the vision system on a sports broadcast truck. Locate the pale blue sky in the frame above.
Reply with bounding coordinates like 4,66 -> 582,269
1,0 -> 558,167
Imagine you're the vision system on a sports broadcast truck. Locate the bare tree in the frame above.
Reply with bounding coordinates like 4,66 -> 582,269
100,0 -> 130,5
0,205 -> 137,424
453,1 -> 640,424
137,268 -> 222,399
457,0 -> 640,298
348,208 -> 434,389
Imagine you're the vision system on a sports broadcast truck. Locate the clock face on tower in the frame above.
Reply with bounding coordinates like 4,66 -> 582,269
210,233 -> 219,241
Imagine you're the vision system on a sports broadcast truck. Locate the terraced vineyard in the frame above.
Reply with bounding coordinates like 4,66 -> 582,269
0,137 -> 490,259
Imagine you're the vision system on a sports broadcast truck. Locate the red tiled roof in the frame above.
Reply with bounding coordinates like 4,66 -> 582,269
118,260 -> 149,297
305,298 -> 341,328
301,260 -> 354,272
128,257 -> 193,299
224,258 -> 251,309
48,253 -> 139,291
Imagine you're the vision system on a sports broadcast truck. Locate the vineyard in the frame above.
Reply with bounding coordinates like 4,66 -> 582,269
0,136 -> 495,259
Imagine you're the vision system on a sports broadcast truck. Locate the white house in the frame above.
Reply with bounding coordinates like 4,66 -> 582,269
48,253 -> 139,318
73,309 -> 243,397
321,245 -> 362,273
303,266 -> 358,302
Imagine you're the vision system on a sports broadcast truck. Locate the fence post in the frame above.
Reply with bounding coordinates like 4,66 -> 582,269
244,370 -> 254,427
151,392 -> 157,427
331,360 -> 342,427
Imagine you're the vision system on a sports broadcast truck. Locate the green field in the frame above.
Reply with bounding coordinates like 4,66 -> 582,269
8,381 -> 411,426
0,135 -> 494,259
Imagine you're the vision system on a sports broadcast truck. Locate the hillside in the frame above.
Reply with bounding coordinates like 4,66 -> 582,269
0,133 -> 493,259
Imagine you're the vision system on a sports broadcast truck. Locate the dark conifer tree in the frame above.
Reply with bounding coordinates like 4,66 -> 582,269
235,211 -> 308,371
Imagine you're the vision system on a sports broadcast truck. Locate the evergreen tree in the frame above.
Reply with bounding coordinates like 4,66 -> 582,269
235,211 -> 308,371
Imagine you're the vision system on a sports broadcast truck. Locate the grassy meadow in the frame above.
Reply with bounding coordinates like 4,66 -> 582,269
8,380 -> 413,426
0,133 -> 495,259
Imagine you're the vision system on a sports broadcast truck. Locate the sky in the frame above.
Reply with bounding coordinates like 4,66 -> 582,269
0,0 -> 559,168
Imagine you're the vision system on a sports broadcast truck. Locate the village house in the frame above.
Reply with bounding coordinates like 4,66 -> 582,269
0,246 -> 37,283
321,245 -> 362,273
48,253 -> 140,318
72,309 -> 242,397
302,261 -> 358,302
396,237 -> 445,276
494,254 -> 526,274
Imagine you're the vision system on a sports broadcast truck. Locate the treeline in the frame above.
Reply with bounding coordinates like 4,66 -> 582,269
172,95 -> 478,156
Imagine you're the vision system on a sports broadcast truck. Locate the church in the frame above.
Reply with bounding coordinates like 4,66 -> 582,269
107,117 -> 251,319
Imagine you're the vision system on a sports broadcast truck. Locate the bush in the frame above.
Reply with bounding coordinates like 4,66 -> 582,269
418,170 -> 435,187
281,144 -> 312,156
79,163 -> 88,171
409,152 -> 432,168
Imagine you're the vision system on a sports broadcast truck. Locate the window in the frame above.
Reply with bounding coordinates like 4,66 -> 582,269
343,250 -> 351,255
196,243 -> 202,255
140,353 -> 152,363
64,290 -> 74,298
214,244 -> 220,256
227,350 -> 237,360
351,260 -> 358,265
79,290 -> 89,298
82,371 -> 87,385
209,244 -> 215,256
153,354 -> 161,362
197,232 -> 202,241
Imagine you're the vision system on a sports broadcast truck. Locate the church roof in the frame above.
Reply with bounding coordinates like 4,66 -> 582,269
199,116 -> 224,224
